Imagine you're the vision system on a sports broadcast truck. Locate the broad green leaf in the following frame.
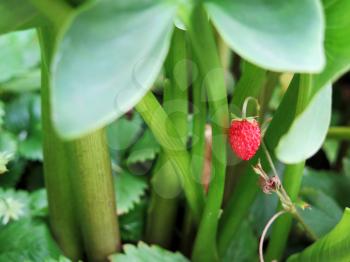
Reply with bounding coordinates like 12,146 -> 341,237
52,0 -> 176,138
205,0 -> 325,72
313,0 -> 350,93
0,218 -> 62,261
109,242 -> 189,262
287,208 -> 350,262
114,171 -> 148,215
127,129 -> 160,165
0,1 -> 44,35
276,84 -> 332,163
298,189 -> 342,238
119,200 -> 147,242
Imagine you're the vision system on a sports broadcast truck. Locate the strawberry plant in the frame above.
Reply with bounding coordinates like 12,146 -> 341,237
1,0 -> 350,261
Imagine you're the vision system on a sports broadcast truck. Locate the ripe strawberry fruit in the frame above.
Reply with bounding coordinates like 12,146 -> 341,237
229,119 -> 261,160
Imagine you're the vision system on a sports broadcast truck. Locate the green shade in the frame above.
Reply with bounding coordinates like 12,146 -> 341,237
0,1 -> 43,35
288,208 -> 350,262
205,0 -> 325,72
52,0 -> 176,139
276,84 -> 332,163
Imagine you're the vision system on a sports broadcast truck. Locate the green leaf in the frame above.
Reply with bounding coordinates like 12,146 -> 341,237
222,221 -> 258,262
276,84 -> 332,163
52,0 -> 176,138
30,189 -> 48,217
114,171 -> 148,215
0,218 -> 62,261
109,242 -> 189,262
127,129 -> 160,165
0,1 -> 44,35
119,200 -> 147,242
302,168 -> 350,207
313,0 -> 350,93
298,189 -> 342,238
287,208 -> 350,262
107,114 -> 143,152
205,0 -> 325,72
18,134 -> 43,161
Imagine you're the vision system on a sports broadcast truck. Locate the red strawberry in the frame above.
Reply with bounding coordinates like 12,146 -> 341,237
229,119 -> 261,160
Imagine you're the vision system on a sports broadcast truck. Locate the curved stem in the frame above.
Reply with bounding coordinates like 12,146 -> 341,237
259,211 -> 286,262
242,97 -> 260,119
136,92 -> 204,221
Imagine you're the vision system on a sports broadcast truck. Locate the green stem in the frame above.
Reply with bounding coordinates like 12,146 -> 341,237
327,127 -> 350,140
145,28 -> 188,247
136,92 -> 204,221
185,5 -> 229,262
38,27 -> 83,260
66,130 -> 120,262
265,74 -> 312,261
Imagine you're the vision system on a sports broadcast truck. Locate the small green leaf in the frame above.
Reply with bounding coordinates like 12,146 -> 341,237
205,0 -> 325,72
287,208 -> 350,262
109,242 -> 189,262
127,129 -> 160,165
0,218 -> 62,261
276,84 -> 332,163
30,189 -> 48,217
114,171 -> 148,215
119,200 -> 147,242
107,114 -> 143,152
52,0 -> 176,138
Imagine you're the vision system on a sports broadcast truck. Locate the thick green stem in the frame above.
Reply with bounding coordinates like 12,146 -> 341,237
185,5 -> 229,262
38,28 -> 83,260
136,92 -> 204,221
265,74 -> 312,261
145,28 -> 188,247
327,127 -> 350,140
66,130 -> 120,262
